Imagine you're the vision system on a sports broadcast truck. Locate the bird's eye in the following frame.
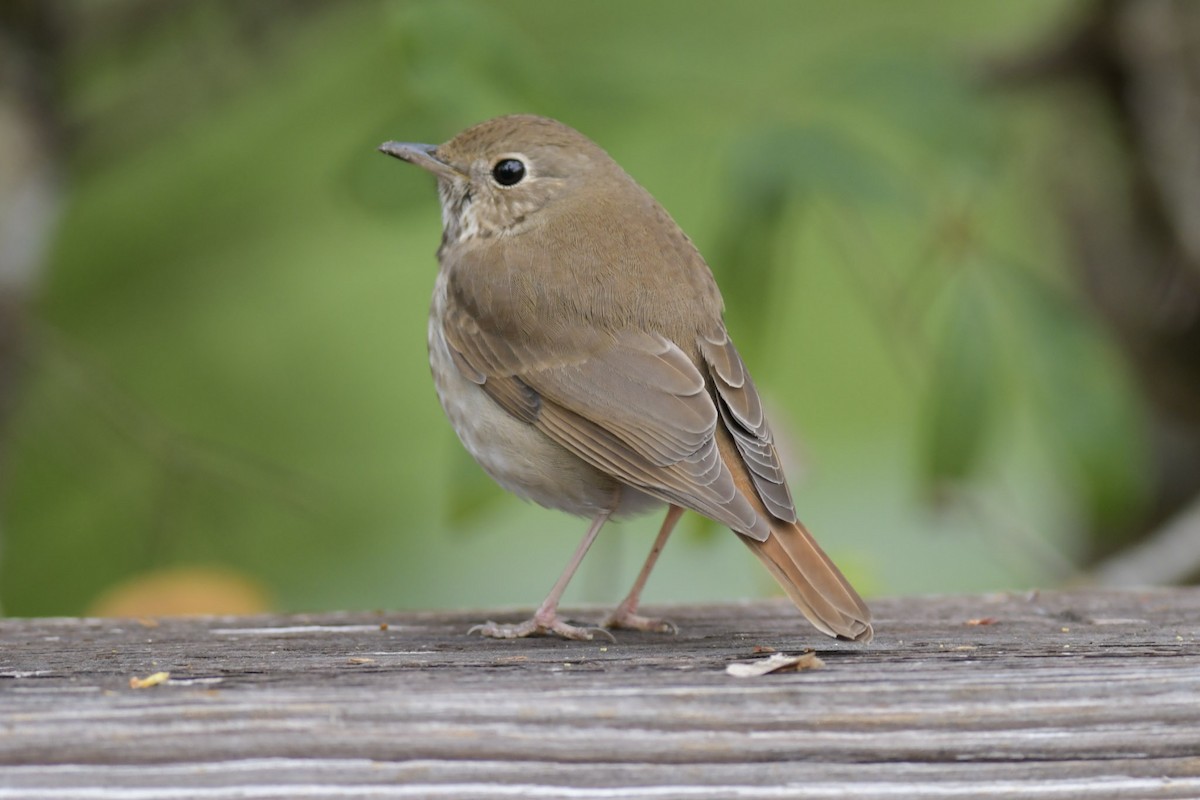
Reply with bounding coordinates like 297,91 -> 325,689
491,158 -> 526,186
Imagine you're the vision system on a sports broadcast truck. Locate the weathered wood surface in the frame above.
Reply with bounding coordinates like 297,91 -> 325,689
1,589 -> 1199,799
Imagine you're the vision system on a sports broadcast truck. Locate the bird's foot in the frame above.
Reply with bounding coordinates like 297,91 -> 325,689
602,602 -> 678,634
469,613 -> 615,642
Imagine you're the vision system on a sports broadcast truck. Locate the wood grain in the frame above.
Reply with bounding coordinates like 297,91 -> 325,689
1,589 -> 1199,798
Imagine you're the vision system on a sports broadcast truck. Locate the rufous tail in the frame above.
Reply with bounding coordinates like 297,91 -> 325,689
742,520 -> 873,642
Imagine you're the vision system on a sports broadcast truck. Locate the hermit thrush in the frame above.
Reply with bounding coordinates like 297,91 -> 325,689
380,115 -> 872,642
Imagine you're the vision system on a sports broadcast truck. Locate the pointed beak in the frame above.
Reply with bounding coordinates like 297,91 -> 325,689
378,141 -> 462,181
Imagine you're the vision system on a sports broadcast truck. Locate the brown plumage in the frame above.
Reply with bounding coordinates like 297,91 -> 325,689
380,115 -> 872,642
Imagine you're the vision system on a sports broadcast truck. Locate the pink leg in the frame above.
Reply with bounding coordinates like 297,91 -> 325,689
470,509 -> 616,641
603,505 -> 684,634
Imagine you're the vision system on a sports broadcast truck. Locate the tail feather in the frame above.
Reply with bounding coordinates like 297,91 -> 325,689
711,420 -> 871,641
742,520 -> 873,642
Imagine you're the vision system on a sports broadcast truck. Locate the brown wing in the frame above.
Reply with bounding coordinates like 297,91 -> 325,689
699,329 -> 796,522
440,292 -> 771,538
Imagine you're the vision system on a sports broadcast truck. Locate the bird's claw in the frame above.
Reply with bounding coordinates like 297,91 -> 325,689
602,606 -> 678,634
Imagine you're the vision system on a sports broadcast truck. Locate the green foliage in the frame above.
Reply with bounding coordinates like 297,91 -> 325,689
3,0 -> 1129,616
713,124 -> 902,351
998,265 -> 1149,535
918,271 -> 997,493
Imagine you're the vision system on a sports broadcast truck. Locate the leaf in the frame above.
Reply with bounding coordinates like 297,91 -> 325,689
820,54 -> 1007,178
713,124 -> 904,350
729,124 -> 905,210
997,266 -> 1149,533
726,651 -> 824,677
129,671 -> 171,690
918,274 -> 997,492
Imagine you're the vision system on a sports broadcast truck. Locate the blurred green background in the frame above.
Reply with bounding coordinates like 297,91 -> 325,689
4,0 -> 1197,618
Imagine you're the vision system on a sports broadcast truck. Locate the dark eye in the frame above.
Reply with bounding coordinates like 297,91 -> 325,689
491,158 -> 526,186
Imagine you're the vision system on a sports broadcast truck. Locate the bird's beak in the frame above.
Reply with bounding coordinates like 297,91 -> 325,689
378,141 -> 462,181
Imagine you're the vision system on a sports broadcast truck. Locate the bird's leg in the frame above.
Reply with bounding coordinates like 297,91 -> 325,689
603,504 -> 684,634
470,508 -> 616,642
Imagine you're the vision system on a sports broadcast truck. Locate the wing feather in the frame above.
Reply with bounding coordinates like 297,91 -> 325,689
700,330 -> 797,523
439,289 -> 769,538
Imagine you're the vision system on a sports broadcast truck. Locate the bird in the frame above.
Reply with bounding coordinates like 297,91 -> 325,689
379,114 -> 872,643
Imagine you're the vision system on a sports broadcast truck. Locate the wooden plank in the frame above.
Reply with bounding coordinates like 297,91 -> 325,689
1,589 -> 1199,798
